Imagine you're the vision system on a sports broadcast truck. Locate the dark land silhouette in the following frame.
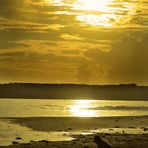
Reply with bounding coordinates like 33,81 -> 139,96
0,83 -> 148,100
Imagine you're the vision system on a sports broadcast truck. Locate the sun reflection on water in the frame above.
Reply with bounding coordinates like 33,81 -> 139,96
69,100 -> 96,117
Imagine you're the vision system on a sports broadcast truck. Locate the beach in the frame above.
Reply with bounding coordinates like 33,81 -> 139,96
0,116 -> 148,148
1,133 -> 148,148
0,0 -> 148,146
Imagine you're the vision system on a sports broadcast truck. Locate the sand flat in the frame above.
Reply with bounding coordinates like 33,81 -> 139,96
0,116 -> 148,147
7,116 -> 148,131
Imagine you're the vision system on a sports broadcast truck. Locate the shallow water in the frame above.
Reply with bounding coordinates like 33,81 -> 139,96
0,99 -> 148,117
0,119 -> 74,146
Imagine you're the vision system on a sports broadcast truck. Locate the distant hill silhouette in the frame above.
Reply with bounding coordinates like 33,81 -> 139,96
0,83 -> 148,100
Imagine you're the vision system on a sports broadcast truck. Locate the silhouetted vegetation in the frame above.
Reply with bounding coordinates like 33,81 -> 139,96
0,83 -> 147,100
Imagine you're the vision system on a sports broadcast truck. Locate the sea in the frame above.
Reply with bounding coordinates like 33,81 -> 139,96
0,99 -> 148,117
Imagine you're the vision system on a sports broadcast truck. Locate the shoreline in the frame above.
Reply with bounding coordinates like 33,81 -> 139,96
0,116 -> 148,147
3,115 -> 148,131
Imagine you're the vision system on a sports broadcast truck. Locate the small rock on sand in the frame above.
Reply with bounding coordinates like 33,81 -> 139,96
12,141 -> 19,144
143,128 -> 148,131
16,137 -> 22,140
68,128 -> 72,131
39,140 -> 49,143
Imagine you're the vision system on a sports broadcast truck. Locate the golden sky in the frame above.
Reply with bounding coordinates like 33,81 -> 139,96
0,0 -> 148,85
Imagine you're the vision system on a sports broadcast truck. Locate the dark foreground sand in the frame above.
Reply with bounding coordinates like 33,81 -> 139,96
0,116 -> 148,148
0,133 -> 148,148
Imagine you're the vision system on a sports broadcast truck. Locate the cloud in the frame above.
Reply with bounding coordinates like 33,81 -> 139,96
0,0 -> 147,84
77,64 -> 91,84
61,34 -> 83,41
0,50 -> 80,83
84,34 -> 148,85
0,0 -> 31,19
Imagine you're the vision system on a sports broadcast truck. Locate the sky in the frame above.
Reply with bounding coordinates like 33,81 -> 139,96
0,0 -> 148,85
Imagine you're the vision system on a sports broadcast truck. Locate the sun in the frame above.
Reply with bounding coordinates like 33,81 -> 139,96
45,0 -> 137,27
72,0 -> 136,27
73,0 -> 111,12
73,0 -> 114,27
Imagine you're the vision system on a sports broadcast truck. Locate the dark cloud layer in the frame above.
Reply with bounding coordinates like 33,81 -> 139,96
85,35 -> 148,85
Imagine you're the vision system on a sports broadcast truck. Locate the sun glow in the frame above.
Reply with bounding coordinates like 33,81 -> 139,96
73,0 -> 136,27
45,0 -> 137,27
73,0 -> 112,12
69,100 -> 96,117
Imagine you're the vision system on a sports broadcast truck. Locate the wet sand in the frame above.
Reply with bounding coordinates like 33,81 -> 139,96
0,116 -> 148,148
6,116 -> 148,131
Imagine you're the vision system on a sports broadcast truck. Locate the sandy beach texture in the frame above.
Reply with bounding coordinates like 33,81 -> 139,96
0,116 -> 148,148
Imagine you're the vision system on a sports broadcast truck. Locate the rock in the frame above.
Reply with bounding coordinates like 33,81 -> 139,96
94,135 -> 111,148
68,128 -> 72,131
109,129 -> 113,131
105,133 -> 110,136
40,140 -> 49,143
143,128 -> 148,131
30,140 -> 35,143
16,137 -> 22,140
12,141 -> 19,144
